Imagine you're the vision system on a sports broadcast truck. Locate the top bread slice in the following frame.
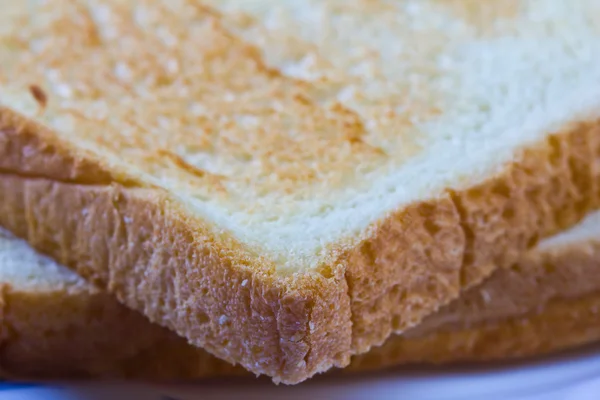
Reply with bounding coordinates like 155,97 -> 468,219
2,0 -> 600,383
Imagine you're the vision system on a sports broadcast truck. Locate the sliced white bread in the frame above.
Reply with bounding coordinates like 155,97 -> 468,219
3,0 -> 600,382
2,211 -> 600,379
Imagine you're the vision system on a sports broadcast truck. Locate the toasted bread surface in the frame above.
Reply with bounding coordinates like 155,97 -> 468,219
2,1 -> 600,382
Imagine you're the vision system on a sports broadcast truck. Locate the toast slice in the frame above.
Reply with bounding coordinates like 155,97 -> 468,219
3,211 -> 600,379
2,0 -> 600,382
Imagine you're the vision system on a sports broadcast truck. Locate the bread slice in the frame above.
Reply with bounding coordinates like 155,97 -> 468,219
3,210 -> 600,380
2,0 -> 600,382
350,293 -> 600,373
0,227 -> 237,379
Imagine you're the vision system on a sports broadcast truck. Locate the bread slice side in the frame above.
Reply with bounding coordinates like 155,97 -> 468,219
2,1 -> 600,382
0,169 -> 351,383
349,291 -> 600,372
349,210 -> 600,369
2,210 -> 600,380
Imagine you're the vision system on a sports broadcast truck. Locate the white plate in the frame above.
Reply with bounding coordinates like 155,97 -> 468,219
3,344 -> 600,400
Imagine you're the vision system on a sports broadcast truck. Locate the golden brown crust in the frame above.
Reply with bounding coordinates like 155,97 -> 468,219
5,285 -> 600,381
2,212 -> 600,381
340,121 -> 600,353
0,168 -> 351,383
2,104 -> 600,382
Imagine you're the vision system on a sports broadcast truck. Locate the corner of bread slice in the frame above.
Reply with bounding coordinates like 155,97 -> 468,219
0,108 -> 353,383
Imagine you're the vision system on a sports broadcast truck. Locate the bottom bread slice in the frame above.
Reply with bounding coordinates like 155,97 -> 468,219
348,292 -> 600,372
1,211 -> 600,379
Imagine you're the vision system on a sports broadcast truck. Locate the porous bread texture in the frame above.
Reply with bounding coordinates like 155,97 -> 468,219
404,211 -> 600,335
2,0 -> 600,383
2,209 -> 600,379
351,209 -> 600,370
350,210 -> 600,370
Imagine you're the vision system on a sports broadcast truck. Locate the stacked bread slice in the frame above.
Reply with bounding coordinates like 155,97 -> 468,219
2,0 -> 600,383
